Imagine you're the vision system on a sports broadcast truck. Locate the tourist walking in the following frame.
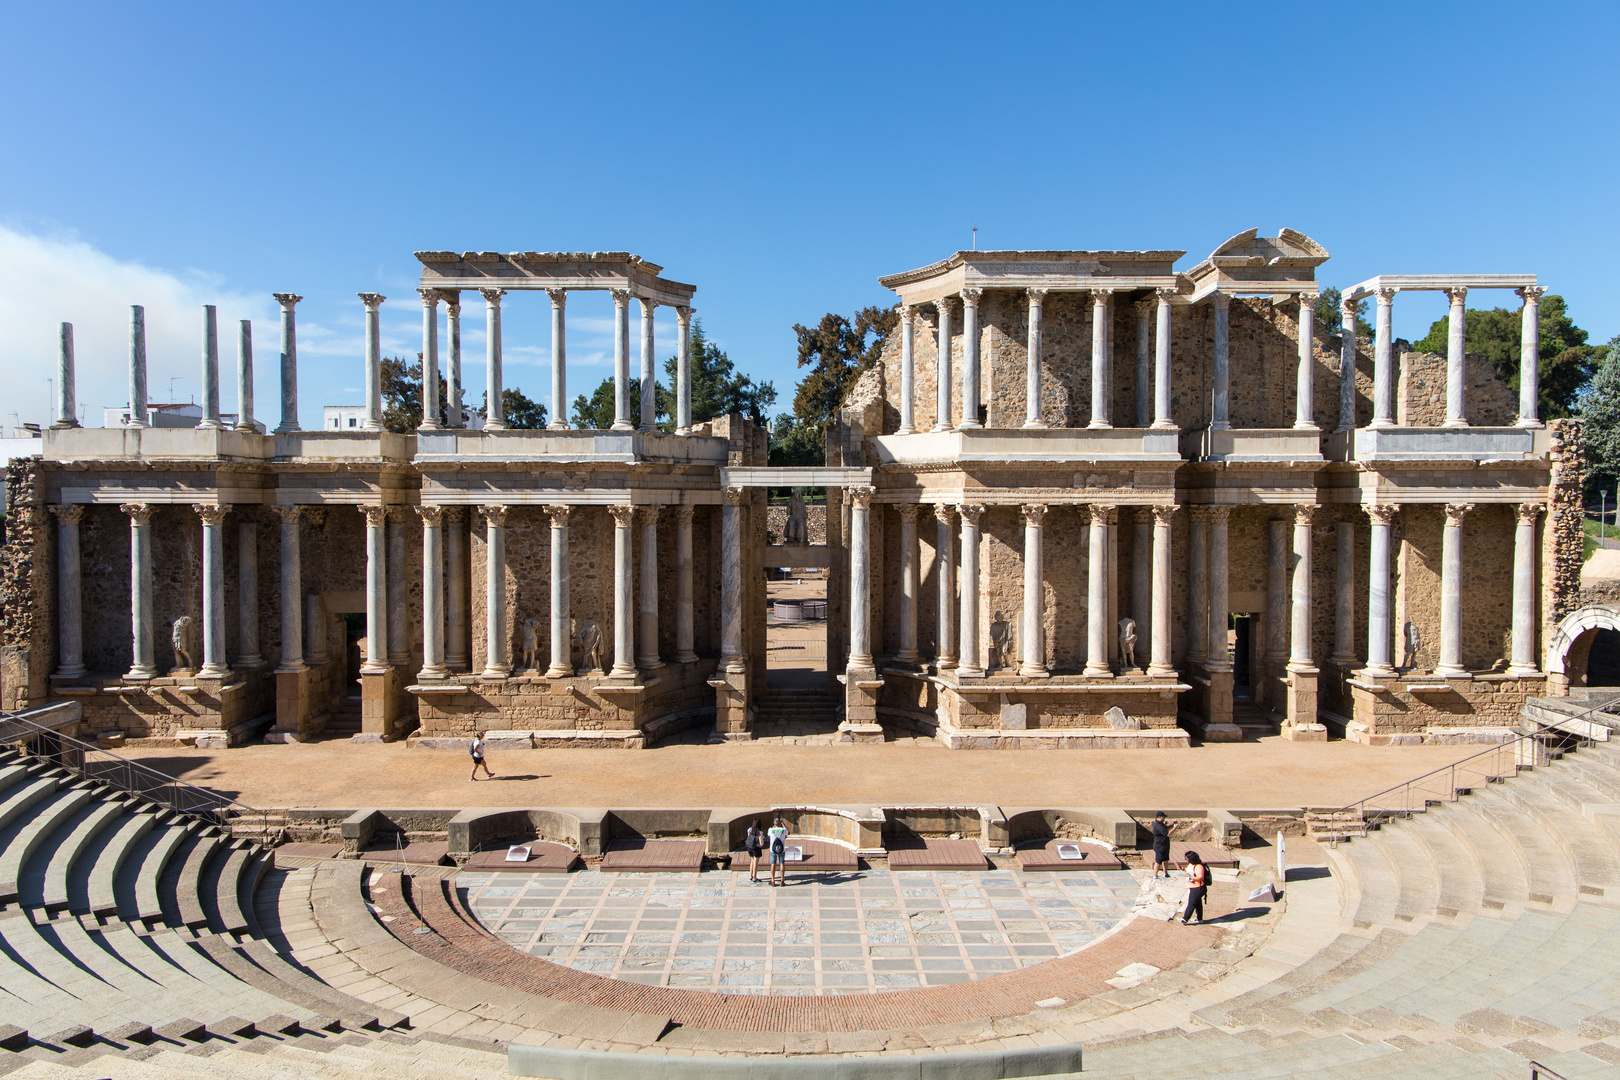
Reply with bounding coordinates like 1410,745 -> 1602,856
745,819 -> 767,883
767,816 -> 790,886
1179,850 -> 1208,924
1151,811 -> 1173,878
469,734 -> 494,781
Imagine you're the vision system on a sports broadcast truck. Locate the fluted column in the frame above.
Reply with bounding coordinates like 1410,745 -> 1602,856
53,323 -> 77,429
674,505 -> 696,663
445,507 -> 469,670
1134,299 -> 1153,427
128,306 -> 149,428
1444,286 -> 1469,427
359,294 -> 384,431
1188,507 -> 1209,663
934,298 -> 954,432
609,505 -> 637,676
548,288 -> 569,430
273,506 -> 303,674
675,306 -> 693,434
720,488 -> 746,672
1332,521 -> 1356,665
361,505 -> 388,672
934,504 -> 956,668
386,507 -> 408,666
418,507 -> 446,679
957,503 -> 984,676
896,504 -> 920,665
1436,502 -> 1473,677
237,516 -> 261,665
545,505 -> 573,677
123,503 -> 157,678
1088,290 -> 1112,428
1019,503 -> 1049,677
1206,506 -> 1231,672
639,298 -> 657,432
1084,504 -> 1113,677
445,294 -> 464,428
611,289 -> 633,431
235,320 -> 256,432
1149,505 -> 1175,677
274,293 -> 301,432
1508,502 -> 1545,675
898,306 -> 916,434
49,505 -> 85,677
200,306 -> 223,429
479,504 -> 510,677
419,290 -> 441,431
1210,293 -> 1231,430
1289,505 -> 1316,670
847,487 -> 875,669
1295,293 -> 1317,430
482,288 -> 506,430
1373,286 -> 1396,427
1517,286 -> 1546,427
960,288 -> 982,428
1153,289 -> 1176,429
1339,296 -> 1359,431
1364,504 -> 1399,676
637,506 -> 662,669
1024,289 -> 1047,428
195,503 -> 231,677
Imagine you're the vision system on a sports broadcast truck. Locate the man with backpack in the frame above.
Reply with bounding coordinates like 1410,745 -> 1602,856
469,733 -> 494,781
767,816 -> 790,887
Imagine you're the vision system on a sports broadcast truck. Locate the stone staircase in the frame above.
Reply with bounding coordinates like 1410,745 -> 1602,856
319,694 -> 362,740
754,688 -> 840,735
1232,699 -> 1282,738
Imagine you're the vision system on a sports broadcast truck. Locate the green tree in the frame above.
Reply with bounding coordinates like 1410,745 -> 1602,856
479,386 -> 547,429
572,378 -> 655,430
1413,294 -> 1595,420
768,412 -> 825,467
571,320 -> 774,431
380,356 -> 428,433
790,305 -> 898,438
1315,287 -> 1374,342
1579,336 -> 1620,499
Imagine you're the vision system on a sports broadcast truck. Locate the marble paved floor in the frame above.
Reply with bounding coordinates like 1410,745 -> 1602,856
456,866 -> 1143,995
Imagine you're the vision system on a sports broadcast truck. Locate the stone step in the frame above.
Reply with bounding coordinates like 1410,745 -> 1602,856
1491,781 -> 1620,899
160,831 -> 224,929
1469,793 -> 1581,907
0,785 -> 94,903
121,820 -> 192,923
84,811 -> 159,918
1430,800 -> 1532,911
1402,812 -> 1486,921
1368,827 -> 1442,926
22,798 -> 123,910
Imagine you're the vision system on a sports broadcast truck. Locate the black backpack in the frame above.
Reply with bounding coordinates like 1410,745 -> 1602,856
771,833 -> 785,855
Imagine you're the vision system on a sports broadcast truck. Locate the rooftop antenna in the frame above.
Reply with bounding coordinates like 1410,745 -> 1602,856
971,225 -> 978,251
169,377 -> 181,401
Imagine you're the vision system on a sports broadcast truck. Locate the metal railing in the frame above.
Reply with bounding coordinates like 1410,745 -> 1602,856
1529,1061 -> 1572,1080
0,704 -> 272,840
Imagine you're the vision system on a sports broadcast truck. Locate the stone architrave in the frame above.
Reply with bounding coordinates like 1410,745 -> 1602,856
418,506 -> 447,679
49,505 -> 86,679
545,505 -> 574,677
1019,503 -> 1048,677
122,503 -> 158,679
608,504 -> 638,677
194,503 -> 231,678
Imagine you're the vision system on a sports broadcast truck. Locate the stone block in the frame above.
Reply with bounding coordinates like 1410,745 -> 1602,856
1000,701 -> 1027,729
1104,706 -> 1140,730
1283,722 -> 1328,742
1202,723 -> 1244,742
0,1024 -> 26,1051
47,1025 -> 94,1048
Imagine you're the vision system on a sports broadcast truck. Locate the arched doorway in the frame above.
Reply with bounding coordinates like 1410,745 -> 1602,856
1547,605 -> 1620,691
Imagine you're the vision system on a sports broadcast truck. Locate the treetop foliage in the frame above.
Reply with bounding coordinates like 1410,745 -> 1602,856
1413,294 -> 1594,420
790,305 -> 899,438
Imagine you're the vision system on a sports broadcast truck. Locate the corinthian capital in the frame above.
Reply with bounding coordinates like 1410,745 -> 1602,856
847,486 -> 875,510
1151,504 -> 1177,527
637,505 -> 662,526
479,287 -> 505,305
610,288 -> 632,307
361,504 -> 388,528
193,503 -> 231,527
416,505 -> 444,526
1374,285 -> 1398,304
121,502 -> 155,525
1021,503 -> 1048,526
1444,286 -> 1468,306
933,502 -> 956,526
1365,503 -> 1400,526
608,504 -> 636,527
478,504 -> 510,528
357,292 -> 385,310
1027,287 -> 1048,306
896,503 -> 920,524
418,287 -> 440,308
1444,502 -> 1475,526
546,287 -> 568,309
49,503 -> 84,525
958,503 -> 985,526
273,293 -> 303,309
1294,503 -> 1319,527
545,504 -> 573,526
1516,502 -> 1545,524
960,287 -> 983,307
1087,504 -> 1113,526
1517,285 -> 1548,303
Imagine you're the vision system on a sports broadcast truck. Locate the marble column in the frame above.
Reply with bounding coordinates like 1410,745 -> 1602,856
1295,293 -> 1317,430
1084,504 -> 1112,678
1132,510 -> 1152,664
1154,289 -> 1176,429
479,504 -> 510,677
1339,296 -> 1359,432
639,298 -> 657,432
675,306 -> 693,434
959,288 -> 982,428
720,489 -> 746,672
1019,503 -> 1049,677
848,488 -> 875,669
1210,293 -> 1231,430
548,288 -> 569,430
1106,510 -> 1119,664
445,507 -> 470,671
53,323 -> 77,429
637,506 -> 662,669
1436,502 -> 1473,677
1188,507 -> 1209,663
934,504 -> 956,668
195,503 -> 230,678
445,294 -> 464,428
418,290 -> 441,430
235,320 -> 256,432
305,509 -> 330,662
898,307 -> 916,434
359,294 -> 384,431
127,306 -> 149,428
957,503 -> 984,676
482,288 -> 506,429
118,503 -> 157,679
273,506 -> 302,674
674,505 -> 697,663
1024,289 -> 1047,428
1332,521 -> 1356,665
200,306 -> 222,429
1206,507 -> 1231,672
49,505 -> 85,677
274,293 -> 301,432
1508,502 -> 1545,676
545,505 -> 573,677
1134,299 -> 1153,427
237,516 -> 261,665
1517,286 -> 1547,427
1443,286 -> 1470,427
896,504 -> 920,665
418,507 -> 446,679
1266,519 -> 1290,662
361,505 -> 388,672
1289,505 -> 1315,670
934,299 -> 954,431
387,508 -> 408,666
1373,287 -> 1396,428
609,505 -> 637,676
1364,504 -> 1399,676
1149,505 -> 1175,677
611,289 -> 633,431
1089,290 -> 1112,429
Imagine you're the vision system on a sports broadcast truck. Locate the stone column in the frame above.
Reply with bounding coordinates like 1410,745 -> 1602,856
359,294 -> 384,431
1154,289 -> 1176,429
1024,289 -> 1046,428
1436,502 -> 1473,677
1019,503 -> 1048,677
1444,286 -> 1469,427
235,320 -> 256,432
1332,521 -> 1356,665
479,504 -> 510,677
1089,290 -> 1112,429
934,504 -> 956,668
548,288 -> 569,430
848,488 -> 875,669
123,503 -> 157,678
274,293 -> 301,432
609,504 -> 637,676
1295,293 -> 1317,429
1210,293 -> 1231,430
361,505 -> 388,672
53,323 -> 77,429
896,504 -> 920,665
1266,519 -> 1290,663
237,516 -> 261,665
1188,507 -> 1209,663
195,503 -> 231,678
1364,504 -> 1399,676
1084,504 -> 1113,678
49,505 -> 86,677
1134,299 -> 1153,427
957,503 -> 984,675
934,299 -> 954,432
674,505 -> 697,663
273,506 -> 303,673
1289,505 -> 1315,670
387,508 -> 408,666
482,288 -> 506,430
675,306 -> 693,434
720,488 -> 746,672
306,595 -> 328,665
1339,296 -> 1359,431
637,506 -> 662,669
1131,510 -> 1152,665
445,507 -> 469,670
128,306 -> 149,428
611,289 -> 633,431
445,294 -> 464,428
898,306 -> 916,434
1508,502 -> 1545,676
418,507 -> 446,679
959,288 -> 982,429
1148,505 -> 1175,677
1373,286 -> 1396,428
545,505 -> 573,677
200,306 -> 223,429
639,298 -> 657,432
1106,510 -> 1119,664
1517,286 -> 1547,427
1206,507 -> 1231,672
418,290 -> 441,431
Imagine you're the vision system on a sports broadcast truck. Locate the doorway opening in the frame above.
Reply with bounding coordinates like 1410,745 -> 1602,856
1231,614 -> 1254,702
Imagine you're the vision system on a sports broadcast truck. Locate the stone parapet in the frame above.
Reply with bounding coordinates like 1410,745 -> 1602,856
1346,670 -> 1547,742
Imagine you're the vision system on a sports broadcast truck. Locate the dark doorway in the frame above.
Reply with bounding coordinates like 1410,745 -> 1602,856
1589,628 -> 1620,686
1232,614 -> 1254,701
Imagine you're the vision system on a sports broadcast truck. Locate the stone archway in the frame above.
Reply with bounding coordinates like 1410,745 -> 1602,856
1547,604 -> 1620,692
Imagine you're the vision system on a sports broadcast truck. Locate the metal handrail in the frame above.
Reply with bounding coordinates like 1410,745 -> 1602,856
1530,1061 -> 1573,1080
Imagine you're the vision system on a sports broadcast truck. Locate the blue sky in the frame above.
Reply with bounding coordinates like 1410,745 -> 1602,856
1,1 -> 1616,429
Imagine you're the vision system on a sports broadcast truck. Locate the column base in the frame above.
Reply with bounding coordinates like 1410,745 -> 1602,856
484,421 -> 508,431
360,661 -> 388,675
1150,420 -> 1178,431
1209,422 -> 1231,432
548,421 -> 571,431
610,421 -> 634,432
1360,664 -> 1397,678
1503,664 -> 1541,677
417,665 -> 449,681
896,650 -> 921,666
198,665 -> 231,679
238,654 -> 264,667
361,420 -> 382,432
609,663 -> 638,678
936,657 -> 957,670
1018,664 -> 1050,678
1514,418 -> 1545,429
1086,420 -> 1113,430
1433,666 -> 1471,679
932,424 -> 954,433
125,666 -> 158,680
1442,419 -> 1470,429
1147,663 -> 1176,678
417,421 -> 443,432
544,664 -> 574,678
1082,665 -> 1113,679
673,651 -> 698,665
53,666 -> 88,680
445,655 -> 470,672
1292,421 -> 1320,431
1022,420 -> 1048,430
482,666 -> 513,679
896,426 -> 916,435
958,419 -> 982,430
1369,418 -> 1396,429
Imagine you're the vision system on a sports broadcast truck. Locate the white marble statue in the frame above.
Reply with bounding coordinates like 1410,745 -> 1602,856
1119,617 -> 1138,670
520,618 -> 540,672
170,615 -> 194,673
578,621 -> 604,675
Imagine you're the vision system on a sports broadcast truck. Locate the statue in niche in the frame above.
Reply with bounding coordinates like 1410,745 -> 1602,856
520,618 -> 540,673
1119,618 -> 1138,671
783,490 -> 808,544
170,616 -> 194,674
1403,622 -> 1422,671
578,621 -> 604,675
988,611 -> 1012,671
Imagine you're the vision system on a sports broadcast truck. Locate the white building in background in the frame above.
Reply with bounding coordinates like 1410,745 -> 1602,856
102,403 -> 237,429
323,405 -> 369,431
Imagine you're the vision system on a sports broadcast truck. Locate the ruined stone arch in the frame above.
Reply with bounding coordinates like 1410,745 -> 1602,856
1546,604 -> 1620,688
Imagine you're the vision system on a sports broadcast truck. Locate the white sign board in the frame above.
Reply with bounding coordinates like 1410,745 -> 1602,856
785,846 -> 804,862
505,845 -> 532,863
1056,844 -> 1085,861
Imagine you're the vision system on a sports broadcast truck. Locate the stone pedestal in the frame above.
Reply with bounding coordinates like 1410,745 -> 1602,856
272,667 -> 313,741
1202,669 -> 1240,741
358,666 -> 406,742
839,668 -> 883,743
711,668 -> 752,740
1284,667 -> 1323,739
